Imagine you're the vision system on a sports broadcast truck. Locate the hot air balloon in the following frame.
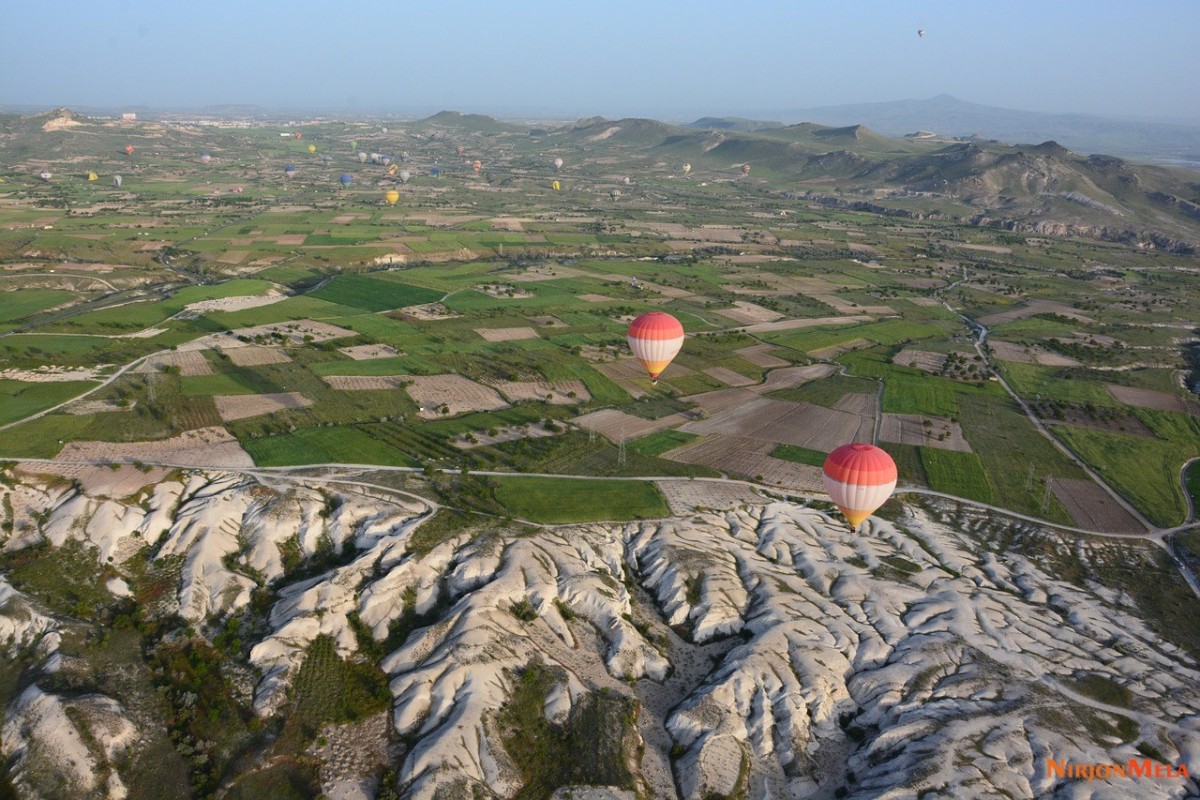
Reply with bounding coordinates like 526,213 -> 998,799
431,166 -> 441,178
623,176 -> 632,185
112,175 -> 123,188
339,173 -> 353,187
554,157 -> 564,171
457,146 -> 464,156
308,144 -> 317,154
917,28 -> 925,38
200,153 -> 211,164
322,155 -> 334,165
682,163 -> 692,176
358,152 -> 369,164
627,311 -> 685,385
473,160 -> 482,173
385,189 -> 400,206
741,164 -> 751,176
233,186 -> 244,193
124,145 -> 135,156
350,140 -> 358,150
552,180 -> 560,191
38,170 -> 52,182
284,165 -> 297,178
610,189 -> 622,201
401,151 -> 410,161
382,156 -> 392,166
293,132 -> 302,139
387,164 -> 399,176
381,127 -> 388,134
821,444 -> 897,529
87,172 -> 98,182
369,152 -> 382,164
398,169 -> 411,183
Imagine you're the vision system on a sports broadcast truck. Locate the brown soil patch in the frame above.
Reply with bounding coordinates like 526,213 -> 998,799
717,301 -> 784,326
979,300 -> 1094,326
571,409 -> 690,443
528,315 -> 567,328
656,480 -> 766,515
879,414 -> 971,452
809,338 -> 874,360
578,294 -> 615,303
275,234 -> 307,245
662,434 -> 825,491
56,426 -> 252,469
475,327 -> 539,342
215,392 -> 312,421
703,367 -> 756,387
396,303 -> 461,321
1105,384 -> 1191,413
492,380 -> 590,404
220,345 -> 292,367
323,376 -> 408,391
230,319 -> 356,344
989,341 -> 1080,367
138,350 -> 212,376
736,345 -> 790,369
338,344 -> 400,361
403,375 -> 509,419
680,397 -> 873,452
1049,478 -> 1146,533
893,349 -> 949,373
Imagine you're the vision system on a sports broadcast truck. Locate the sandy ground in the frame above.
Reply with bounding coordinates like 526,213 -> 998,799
214,392 -> 312,422
184,293 -> 286,314
879,413 -> 972,452
16,462 -> 172,497
475,284 -> 534,299
703,367 -> 756,387
979,300 -> 1095,326
398,303 -> 461,321
219,345 -> 292,367
989,340 -> 1080,367
55,426 -> 253,468
452,421 -> 565,449
735,344 -> 790,369
679,396 -> 874,452
137,350 -> 212,376
0,365 -> 109,382
716,301 -> 784,326
656,480 -> 765,515
737,315 -> 873,334
893,348 -> 949,373
578,293 -> 615,303
474,327 -> 539,342
1049,477 -> 1146,533
1105,384 -> 1192,413
492,380 -> 590,404
338,344 -> 399,361
63,399 -> 132,415
572,409 -> 691,442
402,375 -> 509,419
662,434 -> 826,491
228,319 -> 356,345
323,376 -> 409,391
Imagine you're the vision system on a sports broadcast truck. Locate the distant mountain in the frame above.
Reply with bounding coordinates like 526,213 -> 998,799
777,94 -> 1200,166
416,110 -> 529,134
687,116 -> 783,132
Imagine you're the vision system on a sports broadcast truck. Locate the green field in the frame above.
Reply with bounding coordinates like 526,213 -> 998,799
883,377 -> 958,417
0,379 -> 94,426
491,477 -> 670,523
770,444 -> 829,466
242,426 -> 419,467
627,429 -> 699,457
919,448 -> 994,503
0,288 -> 78,325
309,274 -> 443,312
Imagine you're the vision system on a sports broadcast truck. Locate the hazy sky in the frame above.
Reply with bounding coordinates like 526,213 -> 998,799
3,0 -> 1197,121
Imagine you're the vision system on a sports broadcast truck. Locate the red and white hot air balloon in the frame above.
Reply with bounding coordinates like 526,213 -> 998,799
473,159 -> 482,173
822,443 -> 897,529
627,311 -> 685,385
124,145 -> 135,156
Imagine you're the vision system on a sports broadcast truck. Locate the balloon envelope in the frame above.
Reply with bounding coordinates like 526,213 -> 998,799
473,160 -> 482,173
552,180 -> 560,191
87,172 -> 98,182
822,444 -> 897,528
627,311 -> 685,384
308,144 -> 317,154
741,164 -> 751,176
124,145 -> 135,156
398,169 -> 411,183
284,166 -> 297,177
112,175 -> 122,187
339,173 -> 353,186
38,171 -> 52,182
385,189 -> 400,205
682,163 -> 692,175
554,157 -> 563,171
200,153 -> 211,164
431,167 -> 441,178
358,152 -> 368,163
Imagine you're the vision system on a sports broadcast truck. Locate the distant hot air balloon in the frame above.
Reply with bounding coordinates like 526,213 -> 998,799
284,165 -> 297,178
610,189 -> 622,201
87,172 -> 98,182
473,160 -> 482,173
401,151 -> 410,161
350,140 -> 358,150
623,176 -> 632,185
358,152 -> 369,163
112,175 -> 123,188
822,444 -> 897,529
682,163 -> 692,176
382,156 -> 392,166
124,145 -> 135,156
398,169 -> 411,183
293,132 -> 302,139
741,164 -> 751,176
381,127 -> 388,134
385,189 -> 400,206
431,166 -> 441,178
387,164 -> 399,176
457,146 -> 464,156
339,173 -> 353,187
554,157 -> 564,171
38,170 -> 52,182
627,311 -> 685,385
322,155 -> 334,165
200,152 -> 211,164
308,144 -> 317,154
369,152 -> 382,164
918,28 -> 925,38
552,180 -> 560,191
233,186 -> 244,193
